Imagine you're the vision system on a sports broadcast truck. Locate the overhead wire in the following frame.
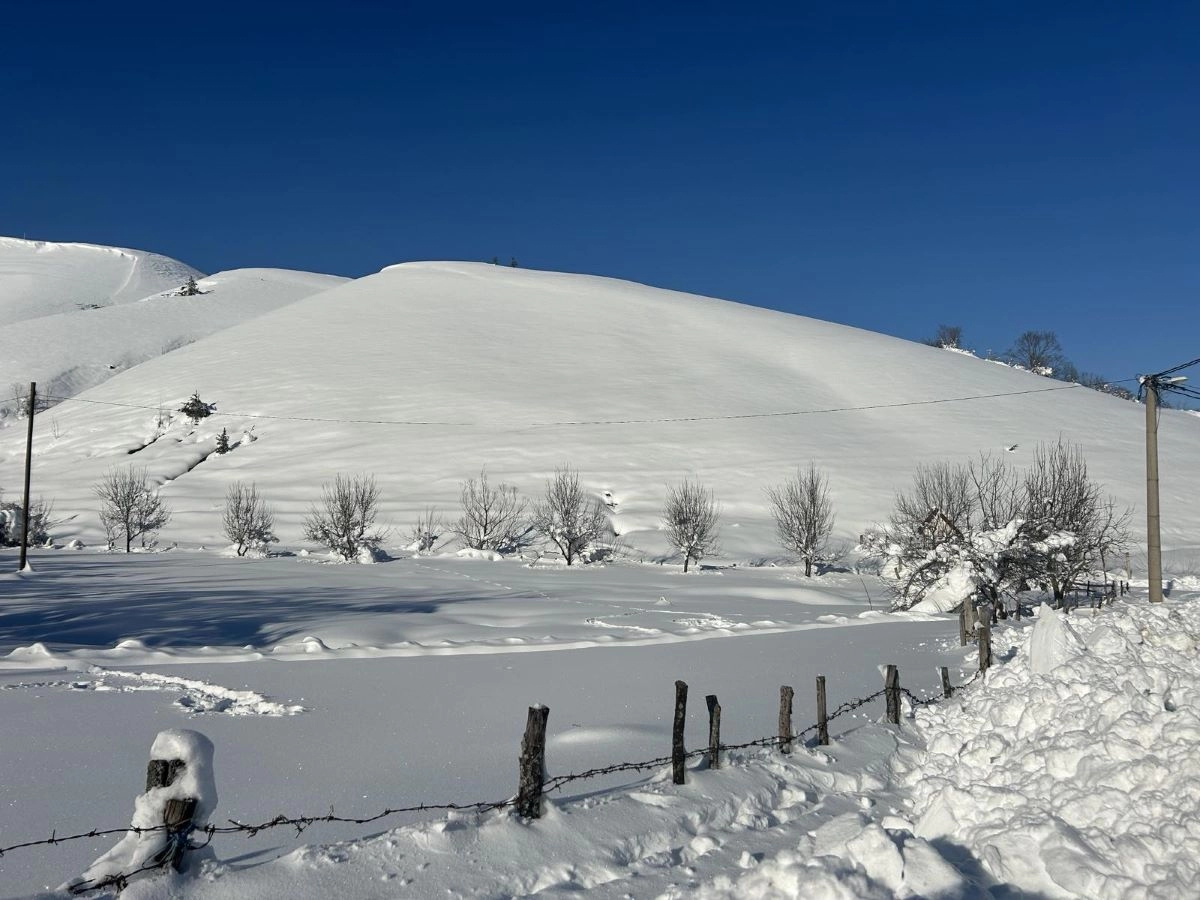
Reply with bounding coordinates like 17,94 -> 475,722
41,383 -> 1090,430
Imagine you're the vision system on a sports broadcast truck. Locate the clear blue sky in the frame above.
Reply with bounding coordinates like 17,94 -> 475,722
4,1 -> 1197,386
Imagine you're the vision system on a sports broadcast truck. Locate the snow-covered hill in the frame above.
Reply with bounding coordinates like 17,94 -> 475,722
3,261 -> 1197,563
0,236 -> 202,324
0,267 -> 347,403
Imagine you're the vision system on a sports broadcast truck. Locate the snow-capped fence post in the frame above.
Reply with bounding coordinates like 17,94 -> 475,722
816,675 -> 829,746
517,705 -> 549,819
978,607 -> 993,673
705,694 -> 721,769
672,681 -> 688,785
778,685 -> 794,753
884,665 -> 900,725
940,666 -> 953,699
144,755 -> 197,871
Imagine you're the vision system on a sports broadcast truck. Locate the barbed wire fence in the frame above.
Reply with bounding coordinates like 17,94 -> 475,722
1,651 -> 992,896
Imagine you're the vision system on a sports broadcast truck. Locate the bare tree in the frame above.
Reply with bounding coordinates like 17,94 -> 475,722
1006,330 -> 1066,375
663,480 -> 721,573
926,324 -> 964,350
222,481 -> 276,557
302,474 -> 387,562
1021,440 -> 1131,604
94,467 -> 171,552
766,464 -> 835,576
532,466 -> 609,565
408,506 -> 446,554
454,470 -> 528,552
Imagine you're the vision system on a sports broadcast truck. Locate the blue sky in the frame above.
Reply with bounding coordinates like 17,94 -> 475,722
4,1 -> 1197,387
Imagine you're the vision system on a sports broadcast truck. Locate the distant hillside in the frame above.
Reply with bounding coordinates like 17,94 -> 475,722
0,236 -> 202,324
0,267 -> 348,403
2,261 -> 1197,568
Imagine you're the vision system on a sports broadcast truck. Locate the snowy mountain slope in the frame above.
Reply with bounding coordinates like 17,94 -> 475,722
1,261 -> 1197,562
0,236 -> 202,325
0,268 -> 347,404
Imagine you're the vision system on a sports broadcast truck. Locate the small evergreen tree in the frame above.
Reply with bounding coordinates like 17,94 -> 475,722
509,257 -> 519,268
178,276 -> 201,296
179,392 -> 214,424
215,428 -> 231,454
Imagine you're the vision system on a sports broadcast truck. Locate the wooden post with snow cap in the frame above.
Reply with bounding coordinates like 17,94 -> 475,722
816,676 -> 829,746
145,755 -> 196,871
517,705 -> 549,819
672,681 -> 688,785
778,685 -> 794,753
884,665 -> 901,725
978,606 -> 993,673
705,694 -> 721,769
940,666 -> 953,699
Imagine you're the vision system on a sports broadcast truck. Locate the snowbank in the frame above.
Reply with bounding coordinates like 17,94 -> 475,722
897,599 -> 1200,898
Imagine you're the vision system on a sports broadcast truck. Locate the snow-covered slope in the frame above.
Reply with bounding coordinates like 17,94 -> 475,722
0,268 -> 347,402
0,236 -> 202,325
2,261 -> 1198,561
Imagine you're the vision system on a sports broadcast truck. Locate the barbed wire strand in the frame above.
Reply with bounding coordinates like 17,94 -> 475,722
6,669 -> 984,894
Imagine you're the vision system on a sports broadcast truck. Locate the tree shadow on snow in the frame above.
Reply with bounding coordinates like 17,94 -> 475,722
0,551 -> 503,652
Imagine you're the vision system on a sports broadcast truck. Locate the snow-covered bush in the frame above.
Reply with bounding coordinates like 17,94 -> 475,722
531,466 -> 609,566
302,474 -> 387,562
766,463 -> 835,576
407,506 -> 446,554
865,445 -> 1129,610
0,491 -> 57,547
663,480 -> 721,573
94,467 -> 171,552
453,470 -> 530,553
222,481 -> 276,557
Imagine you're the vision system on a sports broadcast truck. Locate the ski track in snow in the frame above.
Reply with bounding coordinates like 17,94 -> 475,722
0,665 -> 303,716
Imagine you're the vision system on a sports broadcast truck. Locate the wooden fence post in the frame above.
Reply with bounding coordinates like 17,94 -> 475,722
672,680 -> 688,785
517,705 -> 550,818
778,685 -> 794,753
940,666 -> 952,699
705,694 -> 721,770
816,675 -> 829,746
978,607 -> 993,673
145,756 -> 195,871
884,665 -> 900,725
958,602 -> 968,645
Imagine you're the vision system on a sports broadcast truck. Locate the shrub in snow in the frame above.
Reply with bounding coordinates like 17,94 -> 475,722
0,491 -> 58,547
178,391 -> 214,424
407,506 -> 446,554
454,469 -> 530,553
531,466 -> 609,566
864,446 -> 1129,610
1005,329 -> 1066,376
766,463 -> 835,577
70,729 -> 216,891
662,479 -> 721,573
302,473 -> 388,562
215,427 -> 231,454
222,481 -> 276,557
94,467 -> 171,553
177,275 -> 203,296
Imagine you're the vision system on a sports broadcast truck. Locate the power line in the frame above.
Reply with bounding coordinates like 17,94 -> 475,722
43,383 -> 1088,430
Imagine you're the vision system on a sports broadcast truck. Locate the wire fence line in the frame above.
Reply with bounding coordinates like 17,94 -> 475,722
3,662 -> 986,897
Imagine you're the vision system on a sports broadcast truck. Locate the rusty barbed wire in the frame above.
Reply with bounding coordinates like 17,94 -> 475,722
5,668 -> 983,894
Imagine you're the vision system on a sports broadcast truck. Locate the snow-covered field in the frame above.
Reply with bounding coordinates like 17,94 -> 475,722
2,253 -> 1199,898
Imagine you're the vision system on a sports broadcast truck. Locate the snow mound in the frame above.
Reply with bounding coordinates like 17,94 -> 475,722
897,599 -> 1200,898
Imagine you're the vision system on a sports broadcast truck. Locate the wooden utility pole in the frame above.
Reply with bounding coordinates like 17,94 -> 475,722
18,382 -> 36,572
1144,380 -> 1163,603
